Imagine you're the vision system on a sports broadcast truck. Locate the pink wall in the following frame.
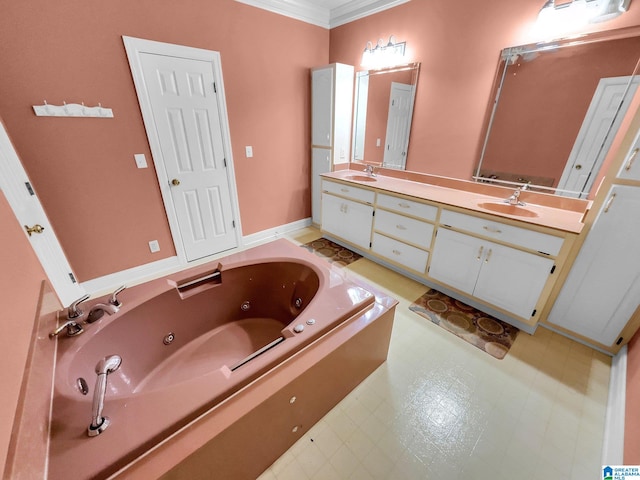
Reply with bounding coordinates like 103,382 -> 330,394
0,0 -> 328,282
626,328 -> 640,464
329,1 -> 640,179
0,189 -> 48,475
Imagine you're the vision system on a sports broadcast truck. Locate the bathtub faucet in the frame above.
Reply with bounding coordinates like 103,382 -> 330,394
86,302 -> 119,324
88,354 -> 122,437
67,293 -> 91,319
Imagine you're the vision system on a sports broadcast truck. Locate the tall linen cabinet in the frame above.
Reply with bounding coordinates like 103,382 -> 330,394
311,63 -> 354,225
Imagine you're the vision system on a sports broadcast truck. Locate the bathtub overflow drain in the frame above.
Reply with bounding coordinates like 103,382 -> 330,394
241,301 -> 251,311
294,297 -> 303,308
163,332 -> 175,345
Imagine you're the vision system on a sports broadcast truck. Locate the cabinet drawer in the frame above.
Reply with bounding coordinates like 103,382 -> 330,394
439,209 -> 563,256
374,210 -> 434,249
617,127 -> 640,181
371,233 -> 429,273
322,180 -> 375,204
377,193 -> 438,221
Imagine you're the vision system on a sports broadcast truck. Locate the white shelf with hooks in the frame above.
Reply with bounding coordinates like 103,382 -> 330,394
32,101 -> 113,118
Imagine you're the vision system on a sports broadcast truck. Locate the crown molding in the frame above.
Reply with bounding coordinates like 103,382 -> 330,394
235,0 -> 410,29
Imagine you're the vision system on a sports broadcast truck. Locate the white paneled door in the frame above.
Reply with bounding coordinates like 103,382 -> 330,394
125,37 -> 240,263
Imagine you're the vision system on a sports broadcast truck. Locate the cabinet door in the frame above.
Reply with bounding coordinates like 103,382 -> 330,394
473,242 -> 553,320
321,194 -> 373,250
429,228 -> 483,295
311,67 -> 333,147
311,148 -> 331,224
618,127 -> 640,181
548,185 -> 640,345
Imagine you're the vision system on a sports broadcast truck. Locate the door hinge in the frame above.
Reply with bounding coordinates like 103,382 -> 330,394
213,82 -> 217,93
25,182 -> 35,196
550,265 -> 556,274
617,337 -> 624,345
68,273 -> 77,284
531,309 -> 537,317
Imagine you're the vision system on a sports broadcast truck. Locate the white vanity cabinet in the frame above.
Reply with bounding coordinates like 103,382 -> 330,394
311,64 -> 354,225
617,126 -> 640,181
321,180 -> 374,250
429,210 -> 557,320
547,185 -> 640,347
371,193 -> 437,273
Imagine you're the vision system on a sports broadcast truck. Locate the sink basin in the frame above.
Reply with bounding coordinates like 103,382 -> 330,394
477,202 -> 539,218
344,174 -> 377,182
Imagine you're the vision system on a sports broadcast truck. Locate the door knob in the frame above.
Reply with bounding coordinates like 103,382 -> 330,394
575,164 -> 582,170
25,224 -> 45,236
170,178 -> 180,186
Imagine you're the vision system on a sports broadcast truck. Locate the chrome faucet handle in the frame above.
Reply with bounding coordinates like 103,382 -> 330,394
49,320 -> 84,338
67,293 -> 90,319
108,285 -> 126,308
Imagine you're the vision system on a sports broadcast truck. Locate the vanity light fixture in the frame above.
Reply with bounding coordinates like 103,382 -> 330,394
537,0 -> 631,31
361,35 -> 406,69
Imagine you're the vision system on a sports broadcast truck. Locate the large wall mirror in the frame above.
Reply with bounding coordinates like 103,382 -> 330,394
352,62 -> 420,170
475,27 -> 640,198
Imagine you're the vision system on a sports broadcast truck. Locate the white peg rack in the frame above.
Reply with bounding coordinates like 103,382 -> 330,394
32,101 -> 114,118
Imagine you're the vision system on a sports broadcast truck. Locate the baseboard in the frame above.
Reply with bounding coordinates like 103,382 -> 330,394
602,344 -> 627,465
242,217 -> 312,247
80,218 -> 312,296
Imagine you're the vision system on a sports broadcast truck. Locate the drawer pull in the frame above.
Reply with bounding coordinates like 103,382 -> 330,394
626,148 -> 639,171
340,188 -> 349,193
483,225 -> 502,234
392,249 -> 402,256
396,224 -> 407,230
477,246 -> 484,260
485,248 -> 492,263
398,202 -> 411,209
604,193 -> 616,213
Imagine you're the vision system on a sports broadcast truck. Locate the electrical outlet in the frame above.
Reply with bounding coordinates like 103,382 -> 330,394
134,153 -> 148,168
245,146 -> 253,158
148,240 -> 160,253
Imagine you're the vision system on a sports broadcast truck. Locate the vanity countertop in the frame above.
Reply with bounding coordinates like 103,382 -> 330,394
321,169 -> 587,234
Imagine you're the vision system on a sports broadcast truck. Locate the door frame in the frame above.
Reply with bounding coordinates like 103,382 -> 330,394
0,120 -> 86,305
123,36 -> 243,264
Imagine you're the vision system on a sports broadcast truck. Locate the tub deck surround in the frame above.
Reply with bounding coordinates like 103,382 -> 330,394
47,239 -> 397,480
324,168 -> 589,233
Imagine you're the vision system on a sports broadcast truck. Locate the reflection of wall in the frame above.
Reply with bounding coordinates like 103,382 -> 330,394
626,327 -> 640,463
482,36 -> 640,186
0,1 -> 328,282
363,70 -> 413,164
329,1 -> 640,179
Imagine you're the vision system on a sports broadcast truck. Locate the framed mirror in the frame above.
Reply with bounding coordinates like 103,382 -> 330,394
352,62 -> 420,170
474,27 -> 640,197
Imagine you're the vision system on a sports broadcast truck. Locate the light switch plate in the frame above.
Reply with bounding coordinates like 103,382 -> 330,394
245,146 -> 253,158
134,153 -> 148,168
148,240 -> 160,253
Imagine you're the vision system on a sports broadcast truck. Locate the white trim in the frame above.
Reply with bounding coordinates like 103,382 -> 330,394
122,36 -> 244,265
602,344 -> 627,466
234,0 -> 410,29
242,217 -> 312,247
80,256 -> 181,296
79,218 -> 311,295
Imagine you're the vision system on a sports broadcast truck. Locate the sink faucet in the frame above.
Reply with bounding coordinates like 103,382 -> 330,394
87,354 -> 122,437
505,187 -> 526,206
363,164 -> 377,177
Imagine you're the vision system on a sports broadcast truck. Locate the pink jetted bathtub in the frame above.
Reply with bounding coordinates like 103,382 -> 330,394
48,239 -> 395,479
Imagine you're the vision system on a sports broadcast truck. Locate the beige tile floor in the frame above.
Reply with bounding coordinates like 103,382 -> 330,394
257,228 -> 612,480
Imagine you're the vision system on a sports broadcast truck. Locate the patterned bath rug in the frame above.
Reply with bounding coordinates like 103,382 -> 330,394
300,237 -> 362,267
409,289 -> 518,359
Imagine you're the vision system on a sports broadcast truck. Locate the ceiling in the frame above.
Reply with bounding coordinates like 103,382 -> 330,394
235,0 -> 410,29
